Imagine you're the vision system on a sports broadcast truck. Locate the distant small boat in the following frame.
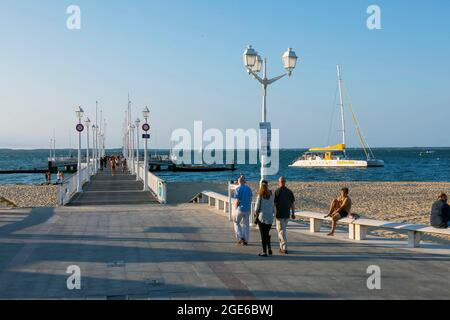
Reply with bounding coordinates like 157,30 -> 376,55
290,65 -> 384,168
419,150 -> 435,156
148,153 -> 236,172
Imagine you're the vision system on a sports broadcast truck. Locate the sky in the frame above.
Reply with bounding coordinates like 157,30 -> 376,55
0,0 -> 449,149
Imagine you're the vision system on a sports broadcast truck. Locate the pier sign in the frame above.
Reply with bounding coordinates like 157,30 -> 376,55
76,124 -> 84,132
142,134 -> 150,139
142,123 -> 150,132
259,122 -> 272,157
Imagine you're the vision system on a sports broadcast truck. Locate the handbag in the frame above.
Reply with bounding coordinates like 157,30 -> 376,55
254,197 -> 261,225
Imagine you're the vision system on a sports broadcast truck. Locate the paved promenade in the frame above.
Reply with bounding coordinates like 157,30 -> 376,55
0,169 -> 449,299
0,202 -> 449,299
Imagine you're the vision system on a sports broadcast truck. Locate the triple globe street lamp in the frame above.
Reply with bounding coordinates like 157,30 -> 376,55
243,45 -> 298,182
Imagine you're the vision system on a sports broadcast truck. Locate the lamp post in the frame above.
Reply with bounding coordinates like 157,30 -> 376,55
100,134 -> 105,158
130,124 -> 135,174
49,139 -> 53,160
142,107 -> 150,191
243,45 -> 298,182
92,124 -> 97,173
135,118 -> 141,181
95,101 -> 99,172
85,117 -> 91,179
75,106 -> 84,192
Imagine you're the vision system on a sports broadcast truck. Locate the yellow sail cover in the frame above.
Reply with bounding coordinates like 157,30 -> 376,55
309,144 -> 346,152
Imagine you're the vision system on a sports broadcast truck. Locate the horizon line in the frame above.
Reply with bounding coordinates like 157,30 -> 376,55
2,146 -> 450,151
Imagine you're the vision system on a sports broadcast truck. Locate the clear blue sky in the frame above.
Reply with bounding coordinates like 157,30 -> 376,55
0,0 -> 449,149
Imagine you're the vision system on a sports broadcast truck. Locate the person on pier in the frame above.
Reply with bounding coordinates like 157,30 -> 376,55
255,180 -> 275,257
325,187 -> 354,237
233,176 -> 253,246
430,193 -> 450,229
274,177 -> 296,254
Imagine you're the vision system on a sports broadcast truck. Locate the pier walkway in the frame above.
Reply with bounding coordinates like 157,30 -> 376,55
68,168 -> 158,206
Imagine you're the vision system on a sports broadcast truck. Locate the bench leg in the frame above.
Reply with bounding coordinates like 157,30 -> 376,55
310,218 -> 322,233
349,224 -> 355,240
208,197 -> 212,206
223,202 -> 228,213
408,231 -> 421,248
215,200 -> 221,211
355,225 -> 368,241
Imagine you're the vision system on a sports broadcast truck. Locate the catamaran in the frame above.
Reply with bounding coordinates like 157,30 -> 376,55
290,65 -> 384,168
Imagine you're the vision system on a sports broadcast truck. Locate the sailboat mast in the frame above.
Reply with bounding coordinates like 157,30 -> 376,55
69,132 -> 72,158
337,65 -> 346,147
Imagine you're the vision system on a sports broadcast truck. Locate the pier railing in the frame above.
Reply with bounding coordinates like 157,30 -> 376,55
135,163 -> 167,204
57,159 -> 98,206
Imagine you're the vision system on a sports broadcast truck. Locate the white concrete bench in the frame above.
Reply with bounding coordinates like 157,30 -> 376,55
191,190 -> 260,224
353,219 -> 450,248
192,196 -> 450,249
296,211 -> 450,248
191,191 -> 231,214
296,211 -> 357,239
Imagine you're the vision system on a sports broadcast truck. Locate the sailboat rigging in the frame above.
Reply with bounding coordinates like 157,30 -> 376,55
290,65 -> 384,168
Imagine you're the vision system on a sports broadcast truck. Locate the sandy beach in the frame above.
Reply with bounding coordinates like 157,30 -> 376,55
0,185 -> 58,208
251,181 -> 450,243
170,180 -> 449,225
166,180 -> 450,243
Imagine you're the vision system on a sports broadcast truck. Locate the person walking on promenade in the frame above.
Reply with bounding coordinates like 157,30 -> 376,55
274,177 -> 296,254
233,176 -> 253,246
430,193 -> 450,229
56,171 -> 62,184
110,156 -> 116,176
122,157 -> 127,173
46,171 -> 52,185
255,180 -> 275,257
115,156 -> 120,170
325,187 -> 353,237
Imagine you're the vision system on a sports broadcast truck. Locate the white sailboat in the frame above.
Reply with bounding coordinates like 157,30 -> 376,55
290,65 -> 384,168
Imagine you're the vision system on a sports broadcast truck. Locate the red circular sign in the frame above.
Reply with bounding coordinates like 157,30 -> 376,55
76,124 -> 84,132
142,123 -> 150,132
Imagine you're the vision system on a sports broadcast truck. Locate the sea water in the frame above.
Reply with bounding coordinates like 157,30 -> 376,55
0,148 -> 449,184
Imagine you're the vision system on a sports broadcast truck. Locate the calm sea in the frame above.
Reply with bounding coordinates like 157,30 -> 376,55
0,148 -> 449,184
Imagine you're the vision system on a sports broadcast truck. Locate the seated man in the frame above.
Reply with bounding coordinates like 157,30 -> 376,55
430,193 -> 450,229
325,188 -> 354,236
